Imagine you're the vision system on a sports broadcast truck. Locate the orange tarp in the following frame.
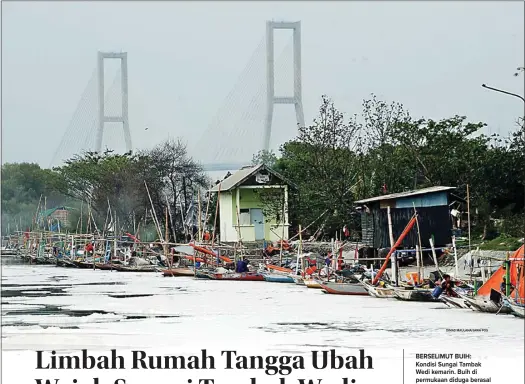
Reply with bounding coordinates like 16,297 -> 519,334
476,245 -> 524,301
184,255 -> 205,263
266,264 -> 294,273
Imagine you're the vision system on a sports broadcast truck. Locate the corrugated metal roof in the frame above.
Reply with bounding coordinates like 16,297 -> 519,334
209,164 -> 295,192
354,186 -> 455,204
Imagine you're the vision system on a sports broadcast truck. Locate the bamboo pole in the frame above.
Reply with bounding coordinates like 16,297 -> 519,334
144,181 -> 163,242
197,190 -> 202,242
211,184 -> 221,248
279,194 -> 286,266
295,224 -> 302,276
387,206 -> 396,284
165,207 -> 169,267
413,203 -> 423,282
165,194 -> 177,243
452,235 -> 459,278
429,237 -> 440,274
466,184 -> 473,282
373,214 -> 417,285
203,188 -> 212,240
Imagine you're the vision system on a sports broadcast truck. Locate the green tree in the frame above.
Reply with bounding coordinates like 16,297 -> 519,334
251,150 -> 278,167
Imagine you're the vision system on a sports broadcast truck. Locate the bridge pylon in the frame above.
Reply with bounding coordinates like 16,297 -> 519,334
96,51 -> 131,153
264,21 -> 305,152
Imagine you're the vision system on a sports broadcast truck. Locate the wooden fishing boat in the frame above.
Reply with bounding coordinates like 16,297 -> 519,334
73,260 -> 95,269
362,281 -> 395,298
265,264 -> 294,274
304,279 -> 323,289
318,281 -> 368,295
162,267 -> 194,277
263,274 -> 295,283
507,300 -> 525,318
195,271 -> 213,279
440,296 -> 472,309
94,262 -> 118,270
463,294 -> 511,313
393,287 -> 435,302
293,276 -> 305,285
115,265 -> 159,272
56,258 -> 78,268
208,272 -> 264,281
465,245 -> 524,314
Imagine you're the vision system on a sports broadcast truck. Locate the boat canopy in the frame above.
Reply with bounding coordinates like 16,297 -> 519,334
476,245 -> 524,303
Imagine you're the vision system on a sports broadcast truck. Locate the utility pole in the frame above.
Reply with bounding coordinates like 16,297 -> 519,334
481,84 -> 525,104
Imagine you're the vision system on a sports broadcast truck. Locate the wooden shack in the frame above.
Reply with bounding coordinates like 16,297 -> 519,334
354,186 -> 455,250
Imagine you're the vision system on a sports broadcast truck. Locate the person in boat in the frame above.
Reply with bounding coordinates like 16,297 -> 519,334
500,276 -> 514,295
324,252 -> 333,267
235,257 -> 250,273
85,242 -> 94,255
441,274 -> 457,297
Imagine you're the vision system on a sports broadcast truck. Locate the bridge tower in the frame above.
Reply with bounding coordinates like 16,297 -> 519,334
96,51 -> 132,153
264,21 -> 305,152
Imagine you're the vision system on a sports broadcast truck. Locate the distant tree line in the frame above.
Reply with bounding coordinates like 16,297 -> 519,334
2,93 -> 524,243
252,94 -> 524,241
1,139 -> 210,242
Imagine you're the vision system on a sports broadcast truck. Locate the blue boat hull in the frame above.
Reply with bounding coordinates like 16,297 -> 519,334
263,274 -> 294,283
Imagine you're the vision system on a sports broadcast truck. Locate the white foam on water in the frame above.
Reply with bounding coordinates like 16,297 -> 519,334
1,265 -> 523,384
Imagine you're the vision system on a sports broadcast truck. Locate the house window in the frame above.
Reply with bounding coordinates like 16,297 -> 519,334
239,209 -> 251,225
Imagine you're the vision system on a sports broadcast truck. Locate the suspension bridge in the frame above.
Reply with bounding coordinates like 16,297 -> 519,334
49,21 -> 305,172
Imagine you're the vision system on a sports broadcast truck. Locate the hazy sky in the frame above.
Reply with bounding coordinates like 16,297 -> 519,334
2,1 -> 524,167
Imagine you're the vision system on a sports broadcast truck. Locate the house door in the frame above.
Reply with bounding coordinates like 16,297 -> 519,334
250,209 -> 265,240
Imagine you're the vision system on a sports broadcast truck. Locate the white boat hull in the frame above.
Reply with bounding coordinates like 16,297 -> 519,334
463,296 -> 511,314
319,282 -> 368,295
362,282 -> 395,298
304,279 -> 323,289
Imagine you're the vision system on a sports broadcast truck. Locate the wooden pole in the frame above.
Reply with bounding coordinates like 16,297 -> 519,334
295,224 -> 302,276
197,189 -> 202,242
467,184 -> 471,253
165,194 -> 177,243
211,184 -> 221,248
429,237 -> 439,272
452,235 -> 459,278
144,181 -> 163,241
413,203 -> 423,283
203,188 -> 212,240
387,206 -> 396,284
373,214 -> 417,285
165,207 -> 169,267
279,198 -> 286,266
466,184 -> 473,282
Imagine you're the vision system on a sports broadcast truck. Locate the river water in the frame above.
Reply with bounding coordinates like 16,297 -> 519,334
1,264 -> 523,384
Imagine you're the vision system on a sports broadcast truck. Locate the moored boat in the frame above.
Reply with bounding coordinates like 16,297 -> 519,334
115,265 -> 159,272
465,245 -> 524,314
440,295 -> 472,309
162,267 -> 195,277
393,287 -> 435,302
507,300 -> 525,318
304,279 -> 323,289
318,281 -> 368,295
208,272 -> 265,281
463,295 -> 510,313
362,281 -> 395,298
94,262 -> 118,270
73,260 -> 95,269
263,274 -> 295,283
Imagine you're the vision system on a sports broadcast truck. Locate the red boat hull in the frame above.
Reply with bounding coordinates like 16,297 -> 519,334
209,273 -> 264,281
